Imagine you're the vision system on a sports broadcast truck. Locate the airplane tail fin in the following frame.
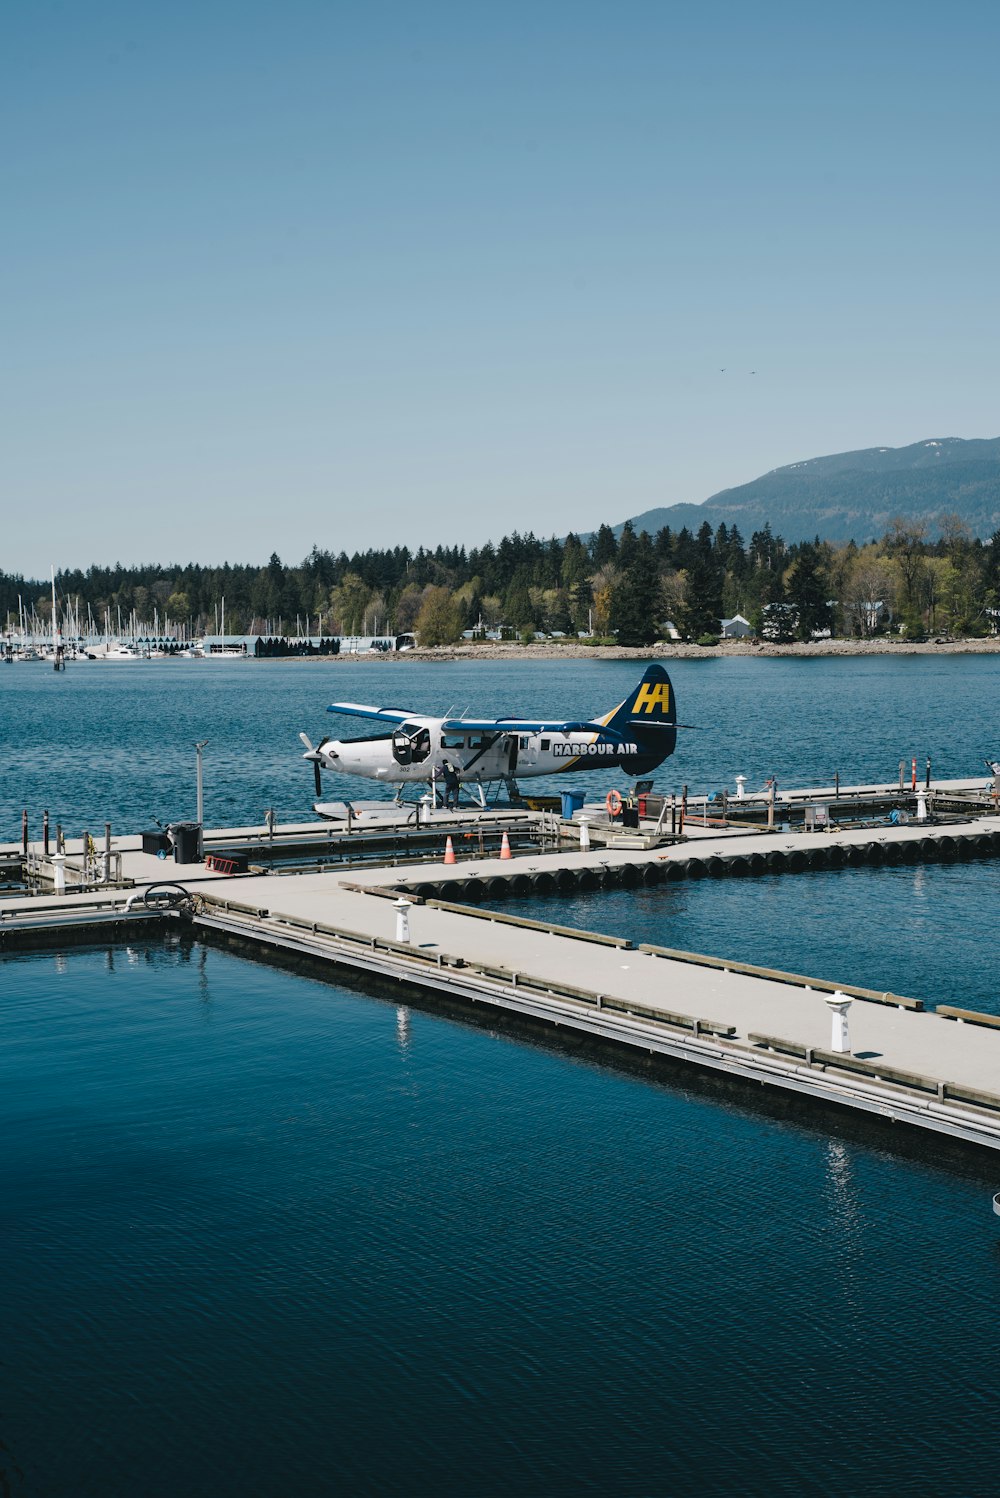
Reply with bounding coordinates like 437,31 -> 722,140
603,664 -> 677,765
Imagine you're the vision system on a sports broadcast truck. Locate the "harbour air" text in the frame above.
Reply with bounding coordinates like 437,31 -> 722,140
553,741 -> 640,757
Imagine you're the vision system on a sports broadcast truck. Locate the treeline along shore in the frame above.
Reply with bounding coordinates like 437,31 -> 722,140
5,513 -> 1000,647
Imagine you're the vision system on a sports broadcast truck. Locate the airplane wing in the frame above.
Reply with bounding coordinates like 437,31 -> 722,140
440,717 -> 615,735
326,701 -> 415,724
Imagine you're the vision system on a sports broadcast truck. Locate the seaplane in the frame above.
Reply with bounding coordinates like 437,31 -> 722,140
299,663 -> 679,808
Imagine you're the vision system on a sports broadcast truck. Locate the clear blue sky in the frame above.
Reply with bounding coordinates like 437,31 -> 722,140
3,0 -> 999,574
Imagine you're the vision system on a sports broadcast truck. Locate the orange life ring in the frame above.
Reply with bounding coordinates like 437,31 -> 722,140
606,789 -> 623,817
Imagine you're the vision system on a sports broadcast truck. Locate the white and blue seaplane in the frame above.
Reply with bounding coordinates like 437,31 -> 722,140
299,664 -> 678,811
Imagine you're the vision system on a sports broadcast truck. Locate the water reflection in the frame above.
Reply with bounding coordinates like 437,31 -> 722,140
197,944 -> 212,1012
396,1005 -> 411,1051
824,1139 -> 867,1317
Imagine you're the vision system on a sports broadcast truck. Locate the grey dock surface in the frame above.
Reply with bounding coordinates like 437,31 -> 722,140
4,775 -> 1000,1152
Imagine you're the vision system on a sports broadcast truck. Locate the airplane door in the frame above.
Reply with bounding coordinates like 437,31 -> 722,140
507,737 -> 519,777
410,728 -> 431,763
391,732 -> 412,766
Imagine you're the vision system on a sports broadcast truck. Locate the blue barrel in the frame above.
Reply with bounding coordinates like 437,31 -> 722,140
560,791 -> 585,820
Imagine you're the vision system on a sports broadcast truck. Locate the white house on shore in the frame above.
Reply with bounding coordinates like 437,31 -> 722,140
720,613 -> 754,639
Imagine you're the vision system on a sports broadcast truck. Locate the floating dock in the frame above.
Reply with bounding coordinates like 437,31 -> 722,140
4,775 -> 1000,1153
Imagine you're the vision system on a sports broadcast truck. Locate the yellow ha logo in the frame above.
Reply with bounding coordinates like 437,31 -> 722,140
633,681 -> 670,715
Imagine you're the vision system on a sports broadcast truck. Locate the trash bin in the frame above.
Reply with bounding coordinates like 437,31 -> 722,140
170,822 -> 203,864
141,830 -> 171,855
561,790 -> 585,820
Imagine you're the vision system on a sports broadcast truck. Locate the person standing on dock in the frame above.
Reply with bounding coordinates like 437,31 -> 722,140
442,760 -> 460,810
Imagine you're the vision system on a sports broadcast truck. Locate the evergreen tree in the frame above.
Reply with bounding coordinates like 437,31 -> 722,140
617,520 -> 638,568
610,532 -> 660,646
683,524 -> 724,638
785,543 -> 831,639
590,524 -> 618,567
504,568 -> 537,628
654,527 -> 674,564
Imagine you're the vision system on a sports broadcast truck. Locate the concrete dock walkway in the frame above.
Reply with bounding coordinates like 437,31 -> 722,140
4,774 -> 1000,1151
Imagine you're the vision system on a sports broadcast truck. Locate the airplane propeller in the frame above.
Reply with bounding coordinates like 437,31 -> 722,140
299,732 -> 332,800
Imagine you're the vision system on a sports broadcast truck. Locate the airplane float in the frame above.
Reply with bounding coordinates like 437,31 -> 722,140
299,663 -> 679,807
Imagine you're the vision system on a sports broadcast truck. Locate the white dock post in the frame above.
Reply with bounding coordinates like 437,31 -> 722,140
735,776 -> 746,800
824,991 -> 853,1053
579,814 -> 591,852
394,897 -> 412,944
916,790 -> 928,822
51,851 -> 66,896
419,795 -> 431,825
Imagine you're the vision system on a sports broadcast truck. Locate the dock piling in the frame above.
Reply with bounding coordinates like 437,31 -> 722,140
21,810 -> 28,854
194,739 -> 209,826
43,810 -> 49,856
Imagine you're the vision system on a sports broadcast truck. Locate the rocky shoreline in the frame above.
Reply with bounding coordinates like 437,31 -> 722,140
264,637 -> 1000,662
433,637 -> 1000,661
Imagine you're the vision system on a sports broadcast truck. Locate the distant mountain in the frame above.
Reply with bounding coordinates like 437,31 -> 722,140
616,437 -> 1000,544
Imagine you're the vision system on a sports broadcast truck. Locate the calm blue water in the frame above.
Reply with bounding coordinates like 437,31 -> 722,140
2,653 -> 999,838
5,656 -> 1000,1494
493,860 -> 1000,1015
3,939 -> 1000,1498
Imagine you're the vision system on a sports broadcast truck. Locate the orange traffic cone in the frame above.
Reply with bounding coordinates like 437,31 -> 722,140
443,836 -> 456,865
499,830 -> 512,860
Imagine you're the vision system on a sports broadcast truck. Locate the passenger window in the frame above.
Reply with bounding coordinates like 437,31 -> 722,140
441,735 -> 465,750
540,739 -> 550,751
519,736 -> 530,750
